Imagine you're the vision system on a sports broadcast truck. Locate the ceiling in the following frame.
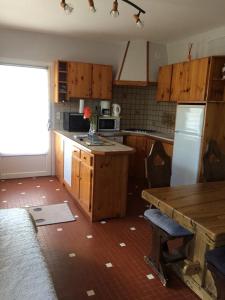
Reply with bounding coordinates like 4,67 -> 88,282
0,0 -> 225,43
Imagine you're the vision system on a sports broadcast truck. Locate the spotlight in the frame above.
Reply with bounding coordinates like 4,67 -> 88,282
88,0 -> 96,13
134,11 -> 144,28
110,0 -> 119,18
60,0 -> 74,14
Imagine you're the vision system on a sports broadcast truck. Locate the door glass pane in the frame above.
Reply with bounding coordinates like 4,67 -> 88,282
0,64 -> 49,156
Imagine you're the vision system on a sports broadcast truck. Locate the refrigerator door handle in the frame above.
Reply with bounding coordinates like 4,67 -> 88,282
175,130 -> 202,137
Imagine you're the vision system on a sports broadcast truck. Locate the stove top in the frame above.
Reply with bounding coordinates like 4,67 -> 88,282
124,128 -> 156,133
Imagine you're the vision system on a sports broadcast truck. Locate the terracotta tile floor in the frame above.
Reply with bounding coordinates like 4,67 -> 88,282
0,176 -> 199,300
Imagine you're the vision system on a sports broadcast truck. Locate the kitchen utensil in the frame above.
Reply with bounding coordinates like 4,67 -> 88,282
112,104 -> 121,117
100,101 -> 111,116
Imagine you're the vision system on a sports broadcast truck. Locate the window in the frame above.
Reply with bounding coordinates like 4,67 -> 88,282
0,64 -> 49,156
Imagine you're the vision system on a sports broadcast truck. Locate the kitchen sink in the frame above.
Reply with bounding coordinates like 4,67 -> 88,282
74,134 -> 113,146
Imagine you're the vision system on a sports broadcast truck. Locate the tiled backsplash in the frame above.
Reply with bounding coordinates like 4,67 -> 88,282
52,86 -> 176,134
113,86 -> 176,134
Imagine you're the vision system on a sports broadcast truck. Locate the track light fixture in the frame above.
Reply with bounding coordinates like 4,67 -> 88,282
88,0 -> 96,13
110,0 -> 119,18
134,11 -> 144,28
59,0 -> 146,28
60,0 -> 73,14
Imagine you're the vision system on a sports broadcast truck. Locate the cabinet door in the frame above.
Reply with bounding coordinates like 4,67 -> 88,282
188,57 -> 209,101
170,62 -> 189,102
124,136 -> 136,177
92,64 -> 112,99
68,62 -> 92,99
79,162 -> 92,212
156,65 -> 173,102
54,133 -> 64,183
124,135 -> 148,179
171,59 -> 209,102
135,136 -> 148,179
71,150 -> 80,200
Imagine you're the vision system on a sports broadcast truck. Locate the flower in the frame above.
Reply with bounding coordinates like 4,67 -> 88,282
83,106 -> 92,119
83,106 -> 97,134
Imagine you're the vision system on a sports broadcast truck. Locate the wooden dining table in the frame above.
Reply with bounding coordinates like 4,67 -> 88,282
142,181 -> 225,300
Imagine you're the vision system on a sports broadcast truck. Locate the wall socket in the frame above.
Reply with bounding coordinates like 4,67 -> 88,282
56,112 -> 61,120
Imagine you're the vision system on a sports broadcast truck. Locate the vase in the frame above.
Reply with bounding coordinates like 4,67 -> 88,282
89,123 -> 96,135
88,117 -> 97,138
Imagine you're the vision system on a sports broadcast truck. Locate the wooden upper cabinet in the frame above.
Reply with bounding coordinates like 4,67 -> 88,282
170,62 -> 187,102
54,61 -> 68,103
179,62 -> 191,102
55,60 -> 112,101
156,65 -> 173,102
92,64 -> 112,100
68,62 -> 92,99
184,57 -> 209,102
170,58 -> 209,102
207,56 -> 225,102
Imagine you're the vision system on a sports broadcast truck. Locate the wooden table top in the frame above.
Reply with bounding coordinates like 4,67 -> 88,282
142,181 -> 225,244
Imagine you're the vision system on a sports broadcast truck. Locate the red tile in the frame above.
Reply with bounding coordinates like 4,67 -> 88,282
0,176 -> 199,300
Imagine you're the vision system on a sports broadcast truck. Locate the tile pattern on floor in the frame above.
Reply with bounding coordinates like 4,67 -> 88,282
0,176 -> 199,300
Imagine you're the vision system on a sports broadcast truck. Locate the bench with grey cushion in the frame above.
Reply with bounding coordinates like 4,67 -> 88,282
144,208 -> 193,286
0,208 -> 58,300
206,247 -> 225,300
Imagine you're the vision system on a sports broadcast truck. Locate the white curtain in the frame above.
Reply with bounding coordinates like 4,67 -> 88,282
0,64 -> 49,156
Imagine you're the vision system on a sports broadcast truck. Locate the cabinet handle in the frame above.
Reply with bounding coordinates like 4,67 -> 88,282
83,156 -> 86,160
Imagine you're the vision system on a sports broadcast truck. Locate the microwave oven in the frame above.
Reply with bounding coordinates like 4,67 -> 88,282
63,112 -> 90,132
98,116 -> 120,132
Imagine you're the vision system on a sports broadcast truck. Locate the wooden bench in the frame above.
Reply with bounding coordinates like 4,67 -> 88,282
206,247 -> 225,300
144,141 -> 193,286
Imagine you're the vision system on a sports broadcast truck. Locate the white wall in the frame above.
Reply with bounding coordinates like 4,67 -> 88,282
0,28 -> 124,72
115,41 -> 168,82
167,25 -> 225,64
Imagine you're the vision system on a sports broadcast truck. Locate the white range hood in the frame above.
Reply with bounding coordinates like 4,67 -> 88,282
114,40 -> 167,86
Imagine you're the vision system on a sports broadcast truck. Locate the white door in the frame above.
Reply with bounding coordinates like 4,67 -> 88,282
171,132 -> 202,187
0,64 -> 51,179
175,105 -> 205,136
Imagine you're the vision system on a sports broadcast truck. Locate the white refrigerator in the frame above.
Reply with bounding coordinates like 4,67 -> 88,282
171,104 -> 205,187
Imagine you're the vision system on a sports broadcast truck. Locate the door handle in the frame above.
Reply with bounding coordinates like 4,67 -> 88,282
47,119 -> 51,131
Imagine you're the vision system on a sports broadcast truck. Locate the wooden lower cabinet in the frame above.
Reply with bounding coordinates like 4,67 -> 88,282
54,132 -> 64,183
71,150 -> 80,201
71,150 -> 93,215
71,149 -> 128,221
54,132 -> 129,221
124,135 -> 173,180
123,135 -> 136,177
79,161 -> 93,213
92,154 -> 128,221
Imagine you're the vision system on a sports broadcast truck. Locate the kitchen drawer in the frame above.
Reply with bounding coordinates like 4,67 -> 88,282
81,151 -> 93,166
73,146 -> 80,158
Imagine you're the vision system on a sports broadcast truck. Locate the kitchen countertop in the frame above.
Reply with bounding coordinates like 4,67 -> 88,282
99,130 -> 174,143
54,130 -> 135,155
